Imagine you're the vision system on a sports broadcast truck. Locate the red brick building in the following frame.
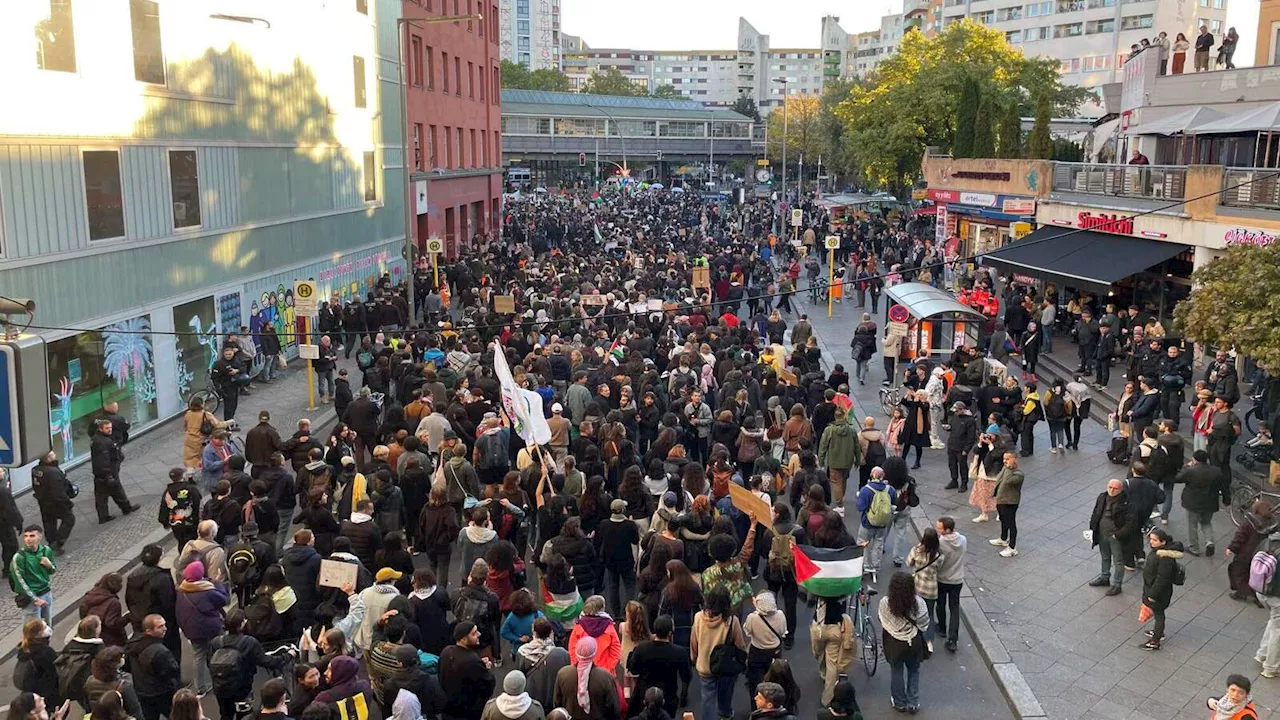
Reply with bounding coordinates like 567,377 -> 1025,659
403,0 -> 503,258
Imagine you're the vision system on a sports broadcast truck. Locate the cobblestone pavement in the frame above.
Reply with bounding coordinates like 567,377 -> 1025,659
804,291 -> 1277,720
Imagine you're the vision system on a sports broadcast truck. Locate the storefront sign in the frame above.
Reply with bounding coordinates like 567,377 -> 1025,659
1012,222 -> 1032,239
1224,228 -> 1277,247
958,192 -> 997,207
951,171 -> 1011,182
1012,273 -> 1038,285
935,205 -> 948,245
1076,211 -> 1134,235
1002,198 -> 1036,215
926,189 -> 960,203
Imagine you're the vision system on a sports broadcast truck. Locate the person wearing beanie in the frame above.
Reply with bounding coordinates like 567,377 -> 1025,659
160,467 -> 202,550
554,635 -> 621,720
482,670 -> 546,720
440,621 -> 496,720
594,499 -> 640,617
314,654 -> 372,706
385,642 -> 444,720
173,560 -> 229,696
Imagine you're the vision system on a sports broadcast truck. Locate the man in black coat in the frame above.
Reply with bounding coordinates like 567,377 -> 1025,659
1075,310 -> 1099,374
90,418 -> 139,523
944,402 -> 978,491
344,387 -> 381,471
1094,324 -> 1119,388
30,451 -> 74,554
244,411 -> 283,479
339,499 -> 383,569
259,452 -> 296,556
280,529 -> 324,631
627,615 -> 692,716
125,544 -> 180,658
1204,350 -> 1241,406
1157,345 -> 1191,425
1173,450 -> 1223,556
1154,419 -> 1185,524
125,614 -> 182,720
102,402 -> 130,446
1124,459 -> 1162,567
1088,479 -> 1139,595
439,622 -> 495,720
282,419 -> 324,475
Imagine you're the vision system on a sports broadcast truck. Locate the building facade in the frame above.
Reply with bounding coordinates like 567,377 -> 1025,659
403,0 -> 504,257
1,0 -> 407,485
498,0 -> 561,69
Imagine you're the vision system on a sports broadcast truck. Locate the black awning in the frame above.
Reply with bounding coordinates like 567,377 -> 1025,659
982,225 -> 1189,292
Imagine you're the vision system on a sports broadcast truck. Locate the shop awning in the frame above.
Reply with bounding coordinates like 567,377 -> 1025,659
982,226 -> 1189,292
886,282 -> 986,320
1134,106 -> 1226,136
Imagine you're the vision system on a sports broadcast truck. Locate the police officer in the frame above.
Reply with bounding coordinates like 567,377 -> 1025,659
1158,344 -> 1191,425
31,451 -> 75,554
91,417 -> 140,523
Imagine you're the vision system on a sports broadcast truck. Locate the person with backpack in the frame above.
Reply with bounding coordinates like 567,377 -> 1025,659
882,457 -> 919,567
175,560 -> 229,697
201,480 -> 242,546
208,611 -> 288,720
475,416 -> 513,487
124,615 -> 181,720
55,616 -> 101,712
855,417 -> 888,490
743,589 -> 788,699
159,468 -> 201,551
689,587 -> 747,720
453,560 -> 502,663
855,467 -> 897,585
817,409 -> 861,511
1139,528 -> 1185,651
1228,501 -> 1274,603
178,521 -> 228,584
11,525 -> 56,623
762,503 -> 805,650
226,522 -> 274,608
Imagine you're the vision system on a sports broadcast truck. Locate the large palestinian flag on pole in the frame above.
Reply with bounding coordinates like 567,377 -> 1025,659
793,544 -> 864,597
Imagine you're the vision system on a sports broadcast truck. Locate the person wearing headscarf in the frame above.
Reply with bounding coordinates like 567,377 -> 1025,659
313,655 -> 372,705
553,635 -> 622,720
743,589 -> 788,697
566,596 -> 621,678
482,671 -> 546,720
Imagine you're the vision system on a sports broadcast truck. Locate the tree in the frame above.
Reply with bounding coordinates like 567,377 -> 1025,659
499,59 -> 572,91
1028,92 -> 1052,159
997,102 -> 1022,158
818,79 -> 860,188
972,98 -> 995,158
954,78 -> 980,158
1176,245 -> 1280,369
651,84 -> 679,99
582,68 -> 644,96
766,94 -> 824,178
732,95 -> 762,123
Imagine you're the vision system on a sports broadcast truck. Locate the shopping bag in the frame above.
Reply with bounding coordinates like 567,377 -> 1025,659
1138,603 -> 1153,624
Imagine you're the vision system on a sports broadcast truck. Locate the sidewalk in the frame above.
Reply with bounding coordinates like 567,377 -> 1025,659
0,355 -> 353,657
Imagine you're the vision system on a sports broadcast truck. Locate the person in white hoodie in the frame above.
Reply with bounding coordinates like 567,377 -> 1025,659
482,670 -> 546,720
458,505 -> 499,577
934,516 -> 968,653
391,687 -> 424,720
352,567 -> 404,652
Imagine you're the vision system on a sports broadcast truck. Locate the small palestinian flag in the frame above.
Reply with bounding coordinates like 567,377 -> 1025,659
541,585 -> 584,622
793,544 -> 864,598
607,337 -> 625,363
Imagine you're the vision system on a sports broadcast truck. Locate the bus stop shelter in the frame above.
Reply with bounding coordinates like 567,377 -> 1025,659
884,282 -> 986,362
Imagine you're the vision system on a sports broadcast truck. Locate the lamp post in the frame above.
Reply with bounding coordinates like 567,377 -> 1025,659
583,102 -> 628,176
773,77 -> 789,208
396,11 -> 483,326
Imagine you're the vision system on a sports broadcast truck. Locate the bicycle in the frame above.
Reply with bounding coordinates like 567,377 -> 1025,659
879,384 -> 904,417
1229,479 -> 1280,527
852,583 -> 880,676
189,371 -> 223,414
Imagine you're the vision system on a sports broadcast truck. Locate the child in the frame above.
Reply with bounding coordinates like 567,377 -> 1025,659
886,406 -> 906,458
1246,423 -> 1273,449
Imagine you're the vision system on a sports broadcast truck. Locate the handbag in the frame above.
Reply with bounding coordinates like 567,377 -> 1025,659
708,616 -> 747,676
199,412 -> 215,437
446,463 -> 479,510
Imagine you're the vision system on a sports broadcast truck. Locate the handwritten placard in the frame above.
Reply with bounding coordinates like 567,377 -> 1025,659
728,483 -> 773,529
318,559 -> 359,589
493,295 -> 515,314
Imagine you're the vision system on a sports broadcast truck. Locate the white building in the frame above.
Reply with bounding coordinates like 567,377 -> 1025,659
498,0 -> 561,70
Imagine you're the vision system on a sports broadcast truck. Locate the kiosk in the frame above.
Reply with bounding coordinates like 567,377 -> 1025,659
884,282 -> 986,362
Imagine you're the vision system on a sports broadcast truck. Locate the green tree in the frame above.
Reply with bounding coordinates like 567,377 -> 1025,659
972,98 -> 995,158
954,78 -> 980,158
499,59 -> 572,91
818,79 -> 860,187
766,94 -> 824,175
1028,92 -> 1052,159
732,94 -> 762,122
997,102 -> 1022,158
651,84 -> 679,99
1176,245 -> 1280,369
582,68 -> 644,96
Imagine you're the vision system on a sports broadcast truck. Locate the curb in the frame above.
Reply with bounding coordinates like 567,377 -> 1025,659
905,507 -> 1047,720
0,404 -> 342,666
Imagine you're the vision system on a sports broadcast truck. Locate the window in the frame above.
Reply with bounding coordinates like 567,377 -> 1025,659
479,70 -> 486,102
480,130 -> 487,166
168,150 -> 201,229
1086,18 -> 1114,33
445,126 -> 454,167
1213,0 -> 1224,7
426,46 -> 435,89
1056,0 -> 1084,10
491,5 -> 499,39
1006,29 -> 1023,43
519,52 -> 529,66
362,152 -> 377,202
1053,22 -> 1082,37
1059,57 -> 1081,73
428,125 -> 438,167
35,0 -> 77,73
353,56 -> 366,107
413,123 -> 423,170
83,150 -> 125,241
1210,19 -> 1222,33
516,0 -> 528,14
411,36 -> 423,86
1120,14 -> 1152,29
442,52 -> 450,92
998,6 -> 1022,20
518,37 -> 530,50
972,11 -> 994,23
1083,54 -> 1112,71
356,0 -> 368,13
518,19 -> 530,33
467,0 -> 474,31
470,130 -> 477,168
468,62 -> 475,98
129,0 -> 164,84
456,128 -> 464,167
454,57 -> 461,96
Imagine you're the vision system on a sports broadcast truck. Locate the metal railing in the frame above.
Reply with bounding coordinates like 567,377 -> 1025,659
1050,162 -> 1187,200
1220,167 -> 1280,210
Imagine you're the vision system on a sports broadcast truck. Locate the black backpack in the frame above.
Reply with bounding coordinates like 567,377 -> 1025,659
453,592 -> 491,629
864,437 -> 887,468
244,592 -> 283,638
55,649 -> 93,706
226,541 -> 259,588
208,637 -> 246,693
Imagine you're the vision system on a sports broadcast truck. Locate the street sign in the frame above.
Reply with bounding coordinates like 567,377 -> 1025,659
888,304 -> 910,323
824,235 -> 840,250
293,280 -> 318,315
791,209 -> 802,227
578,152 -> 586,167
298,344 -> 320,360
756,159 -> 769,166
0,346 -> 18,467
425,237 -> 445,255
887,321 -> 909,339
1012,221 -> 1032,240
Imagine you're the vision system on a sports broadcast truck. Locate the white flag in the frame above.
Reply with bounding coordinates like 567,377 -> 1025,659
493,343 -> 552,446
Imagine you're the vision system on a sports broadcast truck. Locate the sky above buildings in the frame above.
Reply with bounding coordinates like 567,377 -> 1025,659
561,0 -> 1261,63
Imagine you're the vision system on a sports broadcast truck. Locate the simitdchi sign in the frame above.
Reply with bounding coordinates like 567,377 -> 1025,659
1076,211 -> 1134,235
1224,228 -> 1277,247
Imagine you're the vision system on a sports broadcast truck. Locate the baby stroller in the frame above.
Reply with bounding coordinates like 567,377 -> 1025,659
1236,443 -> 1273,472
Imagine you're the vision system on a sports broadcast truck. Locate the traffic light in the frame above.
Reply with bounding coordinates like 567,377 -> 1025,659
578,152 -> 586,167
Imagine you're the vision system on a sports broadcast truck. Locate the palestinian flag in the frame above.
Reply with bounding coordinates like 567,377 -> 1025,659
541,585 -> 584,622
607,337 -> 625,363
793,544 -> 864,598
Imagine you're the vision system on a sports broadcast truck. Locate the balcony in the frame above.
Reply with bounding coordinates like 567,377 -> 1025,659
1221,168 -> 1280,210
1051,162 -> 1187,200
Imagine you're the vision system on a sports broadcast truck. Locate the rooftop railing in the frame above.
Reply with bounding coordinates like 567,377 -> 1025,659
1051,161 -> 1187,200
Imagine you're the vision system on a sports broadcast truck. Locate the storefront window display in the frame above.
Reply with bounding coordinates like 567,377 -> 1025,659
47,314 -> 159,463
173,297 -> 219,404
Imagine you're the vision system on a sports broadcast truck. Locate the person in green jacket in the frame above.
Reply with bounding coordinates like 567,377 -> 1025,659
989,452 -> 1025,558
11,525 -> 56,622
818,409 -> 863,510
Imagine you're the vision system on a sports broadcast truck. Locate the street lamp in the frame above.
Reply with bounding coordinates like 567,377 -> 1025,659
773,77 -> 789,206
583,102 -> 628,174
396,11 -> 483,325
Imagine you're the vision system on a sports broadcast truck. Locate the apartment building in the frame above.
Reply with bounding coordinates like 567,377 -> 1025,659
1,0 -> 406,484
497,0 -> 561,69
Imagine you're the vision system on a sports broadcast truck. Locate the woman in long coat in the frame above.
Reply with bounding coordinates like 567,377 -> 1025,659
898,390 -> 930,469
181,396 -> 227,469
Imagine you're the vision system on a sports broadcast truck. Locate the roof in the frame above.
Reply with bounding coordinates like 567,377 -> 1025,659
501,90 -> 754,122
1135,106 -> 1227,136
885,283 -> 986,321
982,226 -> 1189,293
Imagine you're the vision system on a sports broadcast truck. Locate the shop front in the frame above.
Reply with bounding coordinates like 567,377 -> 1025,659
926,189 -> 1037,257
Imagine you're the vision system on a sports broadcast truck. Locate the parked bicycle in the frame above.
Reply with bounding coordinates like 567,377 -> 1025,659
879,384 -> 904,417
1229,478 -> 1280,527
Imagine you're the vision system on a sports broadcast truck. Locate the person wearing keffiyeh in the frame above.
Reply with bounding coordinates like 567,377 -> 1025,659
552,635 -> 622,720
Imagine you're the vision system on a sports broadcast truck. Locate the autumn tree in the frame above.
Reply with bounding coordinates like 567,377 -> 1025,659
818,79 -> 860,188
582,68 -> 644,96
766,94 -> 824,181
1176,245 -> 1280,369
